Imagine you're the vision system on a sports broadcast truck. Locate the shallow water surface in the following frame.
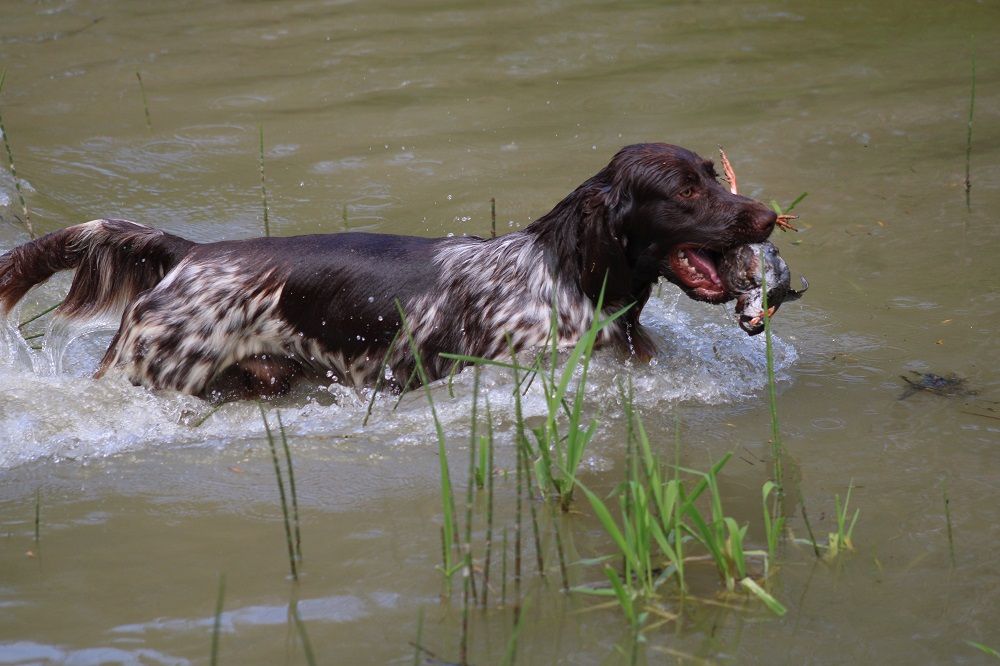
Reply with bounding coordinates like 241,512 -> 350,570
1,0 -> 999,664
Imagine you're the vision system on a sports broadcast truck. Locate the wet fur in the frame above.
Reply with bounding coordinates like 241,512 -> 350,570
0,143 -> 776,400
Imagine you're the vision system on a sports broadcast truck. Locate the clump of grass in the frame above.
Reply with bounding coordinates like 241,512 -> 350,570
574,391 -> 787,622
135,71 -> 152,130
444,280 -> 629,512
258,125 -> 270,237
210,573 -> 225,666
825,480 -> 859,561
0,70 -> 36,239
259,405 -> 301,580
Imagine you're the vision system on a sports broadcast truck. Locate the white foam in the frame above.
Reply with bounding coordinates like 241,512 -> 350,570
0,289 -> 797,469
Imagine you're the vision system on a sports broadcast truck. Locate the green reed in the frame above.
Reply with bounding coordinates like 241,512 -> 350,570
276,411 -> 302,561
259,405 -> 298,580
966,641 -> 1000,659
135,71 -> 152,130
395,303 -> 461,591
290,598 -> 317,666
210,573 -> 225,666
759,247 -> 783,492
33,489 -> 40,544
944,487 -> 956,568
965,40 -> 976,208
460,369 -> 480,664
18,301 -> 61,330
0,70 -> 36,239
490,197 -> 497,238
481,397 -> 496,607
258,125 -> 270,237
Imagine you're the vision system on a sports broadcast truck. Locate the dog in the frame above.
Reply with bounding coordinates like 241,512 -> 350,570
0,143 -> 776,400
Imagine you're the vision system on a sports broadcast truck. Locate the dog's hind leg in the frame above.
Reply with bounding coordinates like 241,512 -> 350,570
96,256 -> 294,396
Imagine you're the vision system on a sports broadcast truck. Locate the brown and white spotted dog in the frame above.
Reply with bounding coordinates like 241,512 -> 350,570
0,143 -> 776,400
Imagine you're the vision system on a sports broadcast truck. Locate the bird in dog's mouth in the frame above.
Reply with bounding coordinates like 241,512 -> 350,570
718,241 -> 808,336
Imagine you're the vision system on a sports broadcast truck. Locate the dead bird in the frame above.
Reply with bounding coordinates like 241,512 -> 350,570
718,241 -> 807,336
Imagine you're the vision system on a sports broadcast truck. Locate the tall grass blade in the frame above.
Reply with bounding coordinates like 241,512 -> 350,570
135,71 -> 152,129
798,489 -> 821,559
259,405 -> 297,580
363,329 -> 402,426
412,608 -> 424,666
499,598 -> 528,666
258,125 -> 270,237
18,301 -> 61,330
460,371 -> 478,663
33,489 -> 40,544
944,488 -> 956,568
521,440 -> 545,578
290,598 -> 317,666
0,70 -> 35,239
210,573 -> 225,666
275,411 -> 302,561
966,641 -> 1000,659
739,577 -> 787,617
965,40 -> 976,208
490,197 -> 497,238
482,397 -> 495,607
760,247 -> 783,492
394,303 -> 459,588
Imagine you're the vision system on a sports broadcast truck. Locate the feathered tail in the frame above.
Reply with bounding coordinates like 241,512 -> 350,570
0,218 -> 195,319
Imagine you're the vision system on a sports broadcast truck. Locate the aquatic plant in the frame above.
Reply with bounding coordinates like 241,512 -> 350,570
396,303 -> 461,592
259,125 -> 270,237
210,573 -> 225,666
965,41 -> 976,208
135,71 -> 152,130
259,405 -> 301,580
0,70 -> 35,239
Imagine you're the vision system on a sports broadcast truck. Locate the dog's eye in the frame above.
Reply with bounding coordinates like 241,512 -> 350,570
677,187 -> 696,199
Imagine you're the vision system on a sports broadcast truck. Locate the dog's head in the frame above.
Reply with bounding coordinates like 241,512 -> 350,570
577,143 -> 776,304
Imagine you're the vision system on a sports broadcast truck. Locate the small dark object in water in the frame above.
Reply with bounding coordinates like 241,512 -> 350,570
899,371 -> 976,400
719,241 -> 807,336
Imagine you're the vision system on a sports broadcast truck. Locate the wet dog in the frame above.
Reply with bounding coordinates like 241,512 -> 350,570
0,143 -> 776,400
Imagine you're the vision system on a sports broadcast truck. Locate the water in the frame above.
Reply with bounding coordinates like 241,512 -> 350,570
2,0 -> 999,663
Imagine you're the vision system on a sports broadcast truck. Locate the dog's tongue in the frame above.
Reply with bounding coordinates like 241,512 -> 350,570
683,247 -> 719,283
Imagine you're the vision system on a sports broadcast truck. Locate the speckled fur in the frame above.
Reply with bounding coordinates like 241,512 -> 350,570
0,144 -> 779,399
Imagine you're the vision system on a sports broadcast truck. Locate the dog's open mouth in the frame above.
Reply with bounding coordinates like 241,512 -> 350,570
667,245 -> 727,302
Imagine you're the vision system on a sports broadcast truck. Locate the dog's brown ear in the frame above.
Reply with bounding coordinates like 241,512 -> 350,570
578,185 -> 632,306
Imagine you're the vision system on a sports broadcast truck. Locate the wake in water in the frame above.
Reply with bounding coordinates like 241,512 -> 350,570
0,287 -> 797,469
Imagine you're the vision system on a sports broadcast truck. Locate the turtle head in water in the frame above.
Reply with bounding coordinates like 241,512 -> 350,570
719,241 -> 808,336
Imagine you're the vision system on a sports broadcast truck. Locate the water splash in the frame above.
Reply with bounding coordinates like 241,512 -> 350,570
0,290 -> 798,469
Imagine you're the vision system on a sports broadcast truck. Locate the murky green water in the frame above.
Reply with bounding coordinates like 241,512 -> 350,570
1,0 -> 998,663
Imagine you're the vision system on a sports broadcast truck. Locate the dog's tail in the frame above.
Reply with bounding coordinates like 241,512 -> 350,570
0,218 -> 195,319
